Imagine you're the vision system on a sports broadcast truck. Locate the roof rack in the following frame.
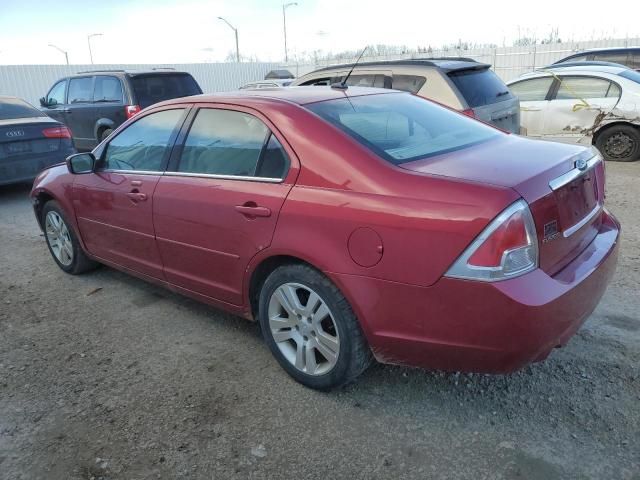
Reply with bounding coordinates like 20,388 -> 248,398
76,69 -> 126,74
416,56 -> 478,62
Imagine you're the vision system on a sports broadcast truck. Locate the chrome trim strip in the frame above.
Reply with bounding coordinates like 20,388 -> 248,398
548,156 -> 600,192
563,203 -> 603,238
164,171 -> 283,183
102,169 -> 165,176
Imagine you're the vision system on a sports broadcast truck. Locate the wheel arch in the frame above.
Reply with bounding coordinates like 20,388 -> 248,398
32,189 -> 56,231
94,118 -> 116,140
592,120 -> 640,144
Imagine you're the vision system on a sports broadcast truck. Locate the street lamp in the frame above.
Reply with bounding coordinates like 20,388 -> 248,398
282,2 -> 297,63
217,17 -> 240,63
87,33 -> 103,64
48,43 -> 69,65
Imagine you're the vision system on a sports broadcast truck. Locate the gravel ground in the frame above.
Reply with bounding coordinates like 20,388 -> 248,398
1,163 -> 639,480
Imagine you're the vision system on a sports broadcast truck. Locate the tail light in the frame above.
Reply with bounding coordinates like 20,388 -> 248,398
445,200 -> 538,281
42,126 -> 72,138
125,105 -> 141,119
462,108 -> 475,118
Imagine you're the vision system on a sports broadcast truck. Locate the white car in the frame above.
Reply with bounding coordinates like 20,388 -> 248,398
507,64 -> 640,161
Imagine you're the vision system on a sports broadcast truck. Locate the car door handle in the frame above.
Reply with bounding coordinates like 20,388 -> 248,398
235,204 -> 272,217
62,109 -> 71,113
126,192 -> 148,202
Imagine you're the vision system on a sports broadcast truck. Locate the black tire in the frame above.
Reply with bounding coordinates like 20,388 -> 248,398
42,200 -> 99,275
100,128 -> 114,143
595,125 -> 640,162
258,263 -> 373,390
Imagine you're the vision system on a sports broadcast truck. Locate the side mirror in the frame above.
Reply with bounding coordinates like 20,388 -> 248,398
39,97 -> 47,107
66,152 -> 95,174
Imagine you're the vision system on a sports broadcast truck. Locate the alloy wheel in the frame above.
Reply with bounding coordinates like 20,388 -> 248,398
45,211 -> 74,266
268,283 -> 340,376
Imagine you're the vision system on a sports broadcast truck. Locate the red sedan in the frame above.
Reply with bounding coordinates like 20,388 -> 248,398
31,87 -> 620,390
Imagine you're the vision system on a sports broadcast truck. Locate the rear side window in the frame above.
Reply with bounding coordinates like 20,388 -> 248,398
300,77 -> 333,86
307,93 -> 500,165
392,75 -> 426,94
94,76 -> 123,102
47,80 -> 67,105
256,134 -> 290,179
0,97 -> 45,120
131,74 -> 202,108
448,68 -> 513,107
102,109 -> 184,171
331,74 -> 388,88
509,77 -> 554,101
68,77 -> 93,103
592,52 -> 629,65
555,77 -> 620,100
178,109 -> 270,177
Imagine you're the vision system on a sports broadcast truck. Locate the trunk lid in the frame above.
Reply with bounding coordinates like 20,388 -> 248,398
0,118 -> 64,160
400,135 -> 605,275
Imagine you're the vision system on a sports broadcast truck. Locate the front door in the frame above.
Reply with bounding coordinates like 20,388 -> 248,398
66,76 -> 97,150
43,79 -> 68,125
73,107 -> 187,279
153,106 -> 297,305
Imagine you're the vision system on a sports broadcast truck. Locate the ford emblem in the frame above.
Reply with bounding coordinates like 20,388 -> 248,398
575,158 -> 588,171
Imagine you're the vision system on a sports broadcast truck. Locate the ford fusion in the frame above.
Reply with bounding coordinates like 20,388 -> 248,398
30,87 -> 619,390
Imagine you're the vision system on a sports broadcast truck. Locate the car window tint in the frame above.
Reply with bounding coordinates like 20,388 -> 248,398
509,77 -> 554,101
0,97 -> 45,120
131,74 -> 201,108
555,77 -> 613,100
606,82 -> 621,98
560,54 -> 588,63
307,92 -> 500,165
103,109 -> 184,172
392,75 -> 426,94
331,74 -> 386,88
178,109 -> 269,177
48,80 -> 66,105
629,53 -> 640,70
94,76 -> 123,102
256,134 -> 290,179
448,68 -> 513,107
592,52 -> 629,65
68,77 -> 93,103
301,77 -> 332,86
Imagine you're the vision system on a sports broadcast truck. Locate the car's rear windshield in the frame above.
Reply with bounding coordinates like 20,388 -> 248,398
448,68 -> 513,108
0,97 -> 45,120
306,92 -> 500,165
131,74 -> 202,108
619,69 -> 640,84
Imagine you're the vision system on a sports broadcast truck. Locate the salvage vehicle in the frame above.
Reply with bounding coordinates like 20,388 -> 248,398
508,64 -> 640,162
31,87 -> 619,390
554,47 -> 640,71
0,95 -> 75,186
40,69 -> 202,150
291,59 -> 520,133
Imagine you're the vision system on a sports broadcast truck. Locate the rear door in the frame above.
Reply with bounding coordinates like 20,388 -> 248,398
509,76 -> 555,138
66,76 -> 96,149
542,75 -> 621,144
73,107 -> 187,279
92,75 -> 127,139
153,105 -> 298,305
448,67 -> 520,133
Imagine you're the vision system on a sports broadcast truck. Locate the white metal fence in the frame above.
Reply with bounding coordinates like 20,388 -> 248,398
282,37 -> 640,81
0,62 -> 279,106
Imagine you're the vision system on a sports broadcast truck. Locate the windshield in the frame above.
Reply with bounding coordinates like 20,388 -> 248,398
0,97 -> 45,120
131,74 -> 202,108
619,69 -> 640,84
448,68 -> 513,108
307,92 -> 500,165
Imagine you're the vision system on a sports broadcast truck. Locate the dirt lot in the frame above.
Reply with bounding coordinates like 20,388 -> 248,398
1,163 -> 639,480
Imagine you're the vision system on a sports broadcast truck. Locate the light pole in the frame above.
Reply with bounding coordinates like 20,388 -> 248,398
48,43 -> 69,65
282,2 -> 297,63
217,17 -> 239,62
87,33 -> 103,64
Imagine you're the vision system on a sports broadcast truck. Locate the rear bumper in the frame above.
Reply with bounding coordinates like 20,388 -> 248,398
331,209 -> 620,373
0,149 -> 74,186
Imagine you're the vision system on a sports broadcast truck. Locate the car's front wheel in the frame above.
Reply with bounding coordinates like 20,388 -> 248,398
258,264 -> 372,390
595,125 -> 640,162
42,201 -> 98,274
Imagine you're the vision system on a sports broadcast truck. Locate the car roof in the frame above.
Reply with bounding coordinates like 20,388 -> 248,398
563,46 -> 640,55
511,64 -> 628,81
159,85 -> 401,107
72,69 -> 193,77
308,58 -> 491,74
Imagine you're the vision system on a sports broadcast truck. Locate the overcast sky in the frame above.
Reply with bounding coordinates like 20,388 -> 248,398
0,0 -> 637,65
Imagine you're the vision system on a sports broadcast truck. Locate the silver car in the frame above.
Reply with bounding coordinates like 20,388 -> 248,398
291,58 -> 520,133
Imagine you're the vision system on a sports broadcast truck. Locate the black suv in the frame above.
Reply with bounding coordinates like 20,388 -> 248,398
40,70 -> 202,150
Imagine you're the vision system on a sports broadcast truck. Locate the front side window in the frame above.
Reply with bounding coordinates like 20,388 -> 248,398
555,76 -> 620,100
509,77 -> 554,101
47,80 -> 67,105
68,77 -> 94,103
307,92 -> 500,165
178,109 -> 270,177
102,109 -> 184,172
94,76 -> 123,102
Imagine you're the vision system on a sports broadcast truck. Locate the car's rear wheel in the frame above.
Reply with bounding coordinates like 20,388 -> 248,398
42,201 -> 98,274
595,125 -> 640,162
258,264 -> 372,390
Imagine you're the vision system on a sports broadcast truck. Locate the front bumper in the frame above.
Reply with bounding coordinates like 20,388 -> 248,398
332,210 -> 620,373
